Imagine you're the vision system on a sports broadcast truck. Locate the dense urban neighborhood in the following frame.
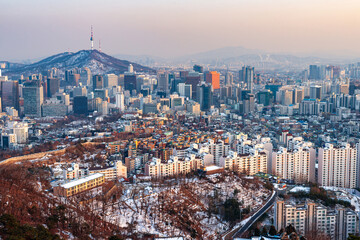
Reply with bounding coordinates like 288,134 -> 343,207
2,1 -> 360,238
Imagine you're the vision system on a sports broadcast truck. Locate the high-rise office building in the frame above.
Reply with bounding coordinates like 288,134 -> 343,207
104,74 -> 118,88
42,79 -> 47,99
1,80 -> 19,111
69,73 -> 80,86
193,64 -> 204,73
65,70 -> 80,86
92,75 -> 104,91
115,92 -> 125,111
128,64 -> 134,73
49,67 -> 59,79
55,92 -> 70,106
80,67 -> 92,86
333,66 -> 341,79
47,78 -> 60,98
23,81 -> 43,118
243,93 -> 255,114
136,76 -> 144,93
310,85 -> 322,99
299,99 -> 320,115
225,72 -> 233,86
180,71 -> 189,80
240,66 -> 254,93
73,96 -> 88,115
73,86 -> 87,97
185,72 -> 201,100
124,74 -> 137,93
326,66 -> 334,80
318,143 -> 359,189
309,65 -> 321,80
319,65 -> 327,80
171,78 -> 183,94
278,88 -> 293,106
205,71 -> 220,90
64,70 -> 71,84
169,94 -> 185,109
177,83 -> 192,99
168,73 -> 175,92
140,88 -> 150,97
94,89 -> 108,101
293,88 -> 304,104
197,82 -> 213,111
157,72 -> 169,94
265,84 -> 282,100
257,90 -> 273,106
220,86 -> 232,100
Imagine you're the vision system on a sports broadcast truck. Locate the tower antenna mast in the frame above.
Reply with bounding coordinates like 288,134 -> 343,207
90,25 -> 94,50
99,39 -> 101,52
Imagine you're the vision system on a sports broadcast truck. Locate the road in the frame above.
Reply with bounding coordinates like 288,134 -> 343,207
232,190 -> 277,238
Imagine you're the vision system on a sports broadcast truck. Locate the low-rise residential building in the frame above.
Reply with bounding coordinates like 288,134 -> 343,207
219,151 -> 267,175
89,161 -> 127,180
53,173 -> 105,197
108,141 -> 127,154
144,155 -> 201,177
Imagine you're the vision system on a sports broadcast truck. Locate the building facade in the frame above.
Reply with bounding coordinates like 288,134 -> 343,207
272,145 -> 315,183
53,173 -> 105,197
144,155 -> 200,178
318,143 -> 359,188
275,199 -> 357,240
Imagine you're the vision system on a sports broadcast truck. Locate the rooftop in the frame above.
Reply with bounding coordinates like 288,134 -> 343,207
60,173 -> 104,189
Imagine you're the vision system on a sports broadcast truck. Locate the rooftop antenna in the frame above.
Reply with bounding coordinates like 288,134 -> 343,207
90,25 -> 94,50
99,39 -> 101,52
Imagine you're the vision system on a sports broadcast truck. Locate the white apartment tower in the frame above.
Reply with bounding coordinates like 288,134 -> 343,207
116,92 -> 125,111
220,151 -> 268,175
272,145 -> 316,183
318,143 -> 358,188
206,139 -> 230,166
236,135 -> 273,174
275,199 -> 357,240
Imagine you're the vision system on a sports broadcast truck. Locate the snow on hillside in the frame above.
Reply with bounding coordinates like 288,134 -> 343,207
4,50 -> 154,76
87,173 -> 271,239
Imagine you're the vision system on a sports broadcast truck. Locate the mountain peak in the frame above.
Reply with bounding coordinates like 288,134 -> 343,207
4,50 -> 154,76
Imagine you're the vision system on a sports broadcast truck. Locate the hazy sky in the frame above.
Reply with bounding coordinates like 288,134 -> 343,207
1,0 -> 360,61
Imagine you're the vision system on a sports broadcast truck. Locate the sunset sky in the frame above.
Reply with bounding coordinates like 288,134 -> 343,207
1,0 -> 360,61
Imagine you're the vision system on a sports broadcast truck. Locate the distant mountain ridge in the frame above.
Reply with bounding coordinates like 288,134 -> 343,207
114,46 -> 356,70
174,47 -> 350,70
3,50 -> 154,76
176,46 -> 264,61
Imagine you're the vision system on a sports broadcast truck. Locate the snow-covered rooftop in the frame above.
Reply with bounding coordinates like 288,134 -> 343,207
289,186 -> 310,193
205,165 -> 223,171
60,173 -> 104,189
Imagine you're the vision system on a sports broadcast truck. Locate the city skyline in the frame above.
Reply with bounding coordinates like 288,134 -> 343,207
2,1 -> 360,239
2,0 -> 360,61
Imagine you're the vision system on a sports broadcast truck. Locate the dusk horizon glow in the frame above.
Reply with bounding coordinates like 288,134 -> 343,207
1,0 -> 360,61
